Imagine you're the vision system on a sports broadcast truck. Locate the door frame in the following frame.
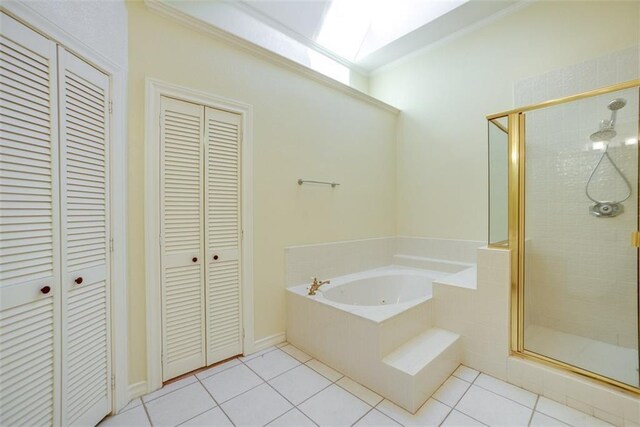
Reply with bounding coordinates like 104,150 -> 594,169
0,3 -> 129,413
145,79 -> 255,393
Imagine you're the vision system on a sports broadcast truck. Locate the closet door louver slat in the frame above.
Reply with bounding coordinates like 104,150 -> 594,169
160,97 -> 206,380
204,107 -> 242,364
0,12 -> 60,427
58,47 -> 111,427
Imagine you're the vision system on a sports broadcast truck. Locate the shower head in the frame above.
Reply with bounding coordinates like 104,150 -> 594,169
608,98 -> 627,111
590,98 -> 627,141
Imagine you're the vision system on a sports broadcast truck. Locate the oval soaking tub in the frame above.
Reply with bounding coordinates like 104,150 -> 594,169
287,266 -> 445,324
321,270 -> 432,306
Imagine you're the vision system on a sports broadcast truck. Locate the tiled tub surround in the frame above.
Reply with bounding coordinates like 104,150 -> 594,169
284,236 -> 483,287
287,266 -> 462,413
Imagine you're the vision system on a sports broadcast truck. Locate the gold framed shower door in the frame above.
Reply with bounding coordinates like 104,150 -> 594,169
488,79 -> 640,395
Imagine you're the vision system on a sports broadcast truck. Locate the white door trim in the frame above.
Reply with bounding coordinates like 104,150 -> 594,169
145,78 -> 255,393
0,2 -> 129,413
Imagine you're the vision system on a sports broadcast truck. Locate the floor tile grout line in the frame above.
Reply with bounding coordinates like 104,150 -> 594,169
195,350 -> 301,408
462,371 -> 538,411
195,359 -> 243,382
435,375 -> 472,427
117,398 -> 142,415
240,353 -> 349,411
266,407 -> 318,427
151,380 -> 220,427
240,354 -> 304,409
142,377 -> 198,404
453,379 -> 536,427
244,354 -> 381,426
447,404 -> 489,427
527,395 -> 540,427
140,396 -> 154,426
239,345 -> 280,362
143,358 -> 242,405
144,357 -> 241,409
333,377 -> 384,409
239,347 -> 303,382
470,382 -> 538,411
349,406 -> 376,427
374,390 -> 438,426
236,348 -> 327,426
193,369 -> 237,427
533,399 -> 580,427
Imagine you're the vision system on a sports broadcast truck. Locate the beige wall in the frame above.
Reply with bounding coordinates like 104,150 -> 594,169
127,2 -> 398,385
369,1 -> 640,241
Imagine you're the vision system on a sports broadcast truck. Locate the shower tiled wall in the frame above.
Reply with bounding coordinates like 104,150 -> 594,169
515,46 -> 640,349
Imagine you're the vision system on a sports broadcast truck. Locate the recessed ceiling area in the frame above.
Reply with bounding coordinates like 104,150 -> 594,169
242,0 -> 468,62
158,0 -> 521,86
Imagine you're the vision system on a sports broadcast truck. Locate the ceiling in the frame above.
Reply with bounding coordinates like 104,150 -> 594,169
232,0 -> 521,71
159,0 -> 522,78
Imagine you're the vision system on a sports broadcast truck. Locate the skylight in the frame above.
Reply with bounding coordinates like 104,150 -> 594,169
316,0 -> 468,62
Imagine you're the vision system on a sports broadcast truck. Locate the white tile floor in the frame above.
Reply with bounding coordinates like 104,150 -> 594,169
101,344 -> 613,427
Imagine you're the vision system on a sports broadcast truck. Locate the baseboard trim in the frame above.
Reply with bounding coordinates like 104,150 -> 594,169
253,332 -> 286,353
128,381 -> 148,400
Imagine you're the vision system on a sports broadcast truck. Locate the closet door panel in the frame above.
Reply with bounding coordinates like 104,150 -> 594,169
160,97 -> 205,380
0,12 -> 60,426
204,107 -> 242,364
58,47 -> 111,427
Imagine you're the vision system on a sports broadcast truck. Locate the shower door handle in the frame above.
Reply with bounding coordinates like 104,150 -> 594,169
632,231 -> 640,248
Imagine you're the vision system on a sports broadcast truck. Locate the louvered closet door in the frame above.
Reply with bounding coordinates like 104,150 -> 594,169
204,107 -> 242,364
160,97 -> 206,380
58,47 -> 111,426
0,13 -> 60,427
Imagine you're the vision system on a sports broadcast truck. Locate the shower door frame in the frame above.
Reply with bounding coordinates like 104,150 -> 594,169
487,79 -> 640,395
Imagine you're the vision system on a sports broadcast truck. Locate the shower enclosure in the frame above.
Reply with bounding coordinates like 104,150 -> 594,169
488,80 -> 640,393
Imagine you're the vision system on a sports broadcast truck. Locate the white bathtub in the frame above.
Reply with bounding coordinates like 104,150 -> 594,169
321,269 -> 433,306
289,266 -> 445,323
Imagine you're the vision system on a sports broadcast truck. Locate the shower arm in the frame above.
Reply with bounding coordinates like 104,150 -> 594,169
609,109 -> 619,128
585,145 -> 632,204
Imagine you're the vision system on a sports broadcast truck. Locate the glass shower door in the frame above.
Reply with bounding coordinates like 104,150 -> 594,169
522,87 -> 640,389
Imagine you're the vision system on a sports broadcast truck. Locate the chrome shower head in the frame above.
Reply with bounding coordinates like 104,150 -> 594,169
608,98 -> 627,111
590,98 -> 627,141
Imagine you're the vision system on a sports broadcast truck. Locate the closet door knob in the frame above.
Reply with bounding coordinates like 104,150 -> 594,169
192,257 -> 198,263
213,255 -> 219,260
41,286 -> 51,294
75,277 -> 83,285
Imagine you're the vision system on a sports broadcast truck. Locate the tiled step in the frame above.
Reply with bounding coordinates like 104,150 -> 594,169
382,328 -> 462,413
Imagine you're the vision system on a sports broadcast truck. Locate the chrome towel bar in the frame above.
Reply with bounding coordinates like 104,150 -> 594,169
297,179 -> 340,188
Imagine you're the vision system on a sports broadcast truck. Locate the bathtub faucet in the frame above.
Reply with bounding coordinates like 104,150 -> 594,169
308,277 -> 330,295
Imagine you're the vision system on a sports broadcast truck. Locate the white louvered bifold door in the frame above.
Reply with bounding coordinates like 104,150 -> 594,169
0,13 -> 60,427
160,97 -> 206,380
204,107 -> 242,365
58,47 -> 111,427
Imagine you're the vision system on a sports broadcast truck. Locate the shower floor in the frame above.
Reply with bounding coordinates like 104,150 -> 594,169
524,325 -> 639,387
